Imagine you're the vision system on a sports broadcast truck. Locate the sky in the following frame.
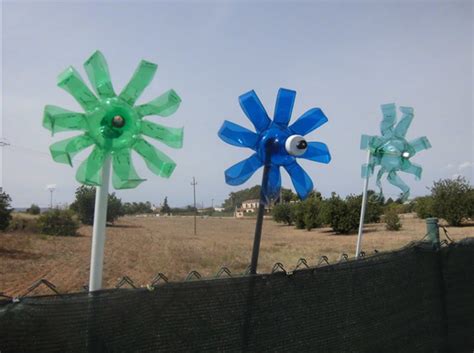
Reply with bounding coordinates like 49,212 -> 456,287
1,0 -> 473,208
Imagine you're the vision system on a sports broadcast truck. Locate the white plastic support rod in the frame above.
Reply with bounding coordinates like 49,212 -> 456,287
89,155 -> 112,292
355,150 -> 371,259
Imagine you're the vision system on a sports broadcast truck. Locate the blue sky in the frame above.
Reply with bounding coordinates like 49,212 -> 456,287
1,0 -> 473,208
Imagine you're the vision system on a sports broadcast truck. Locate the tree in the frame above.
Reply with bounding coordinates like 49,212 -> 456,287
430,177 -> 473,226
222,185 -> 261,211
414,196 -> 434,219
385,205 -> 402,231
123,201 -> 153,215
70,186 -> 124,225
320,193 -> 359,234
161,197 -> 171,215
303,196 -> 323,231
0,191 -> 13,231
272,203 -> 294,225
280,188 -> 298,203
37,209 -> 79,236
26,204 -> 41,215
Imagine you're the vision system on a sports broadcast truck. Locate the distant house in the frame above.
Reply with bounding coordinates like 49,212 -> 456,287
213,207 -> 225,212
235,199 -> 271,218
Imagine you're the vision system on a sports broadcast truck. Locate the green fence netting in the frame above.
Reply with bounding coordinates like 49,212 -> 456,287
0,239 -> 473,353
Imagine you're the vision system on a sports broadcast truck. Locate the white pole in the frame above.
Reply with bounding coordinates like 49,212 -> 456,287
89,155 -> 112,292
355,150 -> 371,259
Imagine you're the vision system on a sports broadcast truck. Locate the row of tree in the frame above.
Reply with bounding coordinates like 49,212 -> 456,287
272,191 -> 385,233
272,177 -> 474,232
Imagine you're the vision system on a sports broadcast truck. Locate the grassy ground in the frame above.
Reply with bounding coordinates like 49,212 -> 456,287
0,214 -> 472,297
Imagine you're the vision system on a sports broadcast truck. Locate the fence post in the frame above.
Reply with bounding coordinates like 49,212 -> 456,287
426,218 -> 440,249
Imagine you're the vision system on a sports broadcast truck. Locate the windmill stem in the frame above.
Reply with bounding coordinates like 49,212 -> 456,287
356,149 -> 371,259
89,155 -> 112,291
249,143 -> 272,275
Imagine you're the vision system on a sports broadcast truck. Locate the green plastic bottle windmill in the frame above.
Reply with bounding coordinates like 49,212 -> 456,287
43,50 -> 183,188
43,50 -> 183,291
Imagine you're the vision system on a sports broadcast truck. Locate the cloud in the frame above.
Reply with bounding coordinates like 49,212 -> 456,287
458,161 -> 473,171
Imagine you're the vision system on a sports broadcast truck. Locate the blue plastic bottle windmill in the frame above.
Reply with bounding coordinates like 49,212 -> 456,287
355,103 -> 431,258
218,88 -> 331,273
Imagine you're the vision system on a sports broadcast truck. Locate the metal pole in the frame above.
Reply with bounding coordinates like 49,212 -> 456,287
50,189 -> 53,209
249,145 -> 271,275
89,156 -> 111,292
355,150 -> 371,259
191,177 -> 197,235
426,218 -> 440,249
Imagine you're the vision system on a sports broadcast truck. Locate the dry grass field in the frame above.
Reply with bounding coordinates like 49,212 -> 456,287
0,214 -> 472,297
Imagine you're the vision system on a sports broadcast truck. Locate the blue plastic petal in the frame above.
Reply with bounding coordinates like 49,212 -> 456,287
218,120 -> 258,150
284,161 -> 313,200
262,165 -> 281,202
239,90 -> 271,132
393,106 -> 414,138
300,142 -> 331,164
273,88 -> 296,127
289,108 -> 328,136
224,153 -> 263,185
380,103 -> 397,137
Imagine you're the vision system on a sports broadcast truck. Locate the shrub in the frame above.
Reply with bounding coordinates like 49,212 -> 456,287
70,186 -> 124,225
26,204 -> 41,215
272,203 -> 294,225
385,205 -> 402,231
414,196 -> 434,219
293,202 -> 306,229
321,193 -> 359,234
8,214 -> 39,232
0,191 -> 13,231
37,209 -> 79,236
303,197 -> 323,231
430,177 -> 473,226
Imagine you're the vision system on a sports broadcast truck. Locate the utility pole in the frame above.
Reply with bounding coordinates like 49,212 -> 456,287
191,177 -> 197,235
211,198 -> 214,209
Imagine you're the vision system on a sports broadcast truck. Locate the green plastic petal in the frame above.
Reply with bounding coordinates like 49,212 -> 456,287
380,103 -> 396,137
43,105 -> 87,135
140,120 -> 183,148
133,138 -> 176,178
387,171 -> 410,201
119,60 -> 157,106
76,147 -> 107,186
375,168 -> 385,198
57,66 -> 99,111
84,50 -> 116,98
49,135 -> 94,166
401,159 -> 422,179
409,136 -> 432,153
112,148 -> 146,189
136,89 -> 182,117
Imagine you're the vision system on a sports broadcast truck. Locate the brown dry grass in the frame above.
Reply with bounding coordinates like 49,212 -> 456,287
0,214 -> 472,297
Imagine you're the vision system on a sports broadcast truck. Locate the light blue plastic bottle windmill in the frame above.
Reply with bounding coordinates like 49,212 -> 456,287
355,103 -> 431,258
218,88 -> 331,273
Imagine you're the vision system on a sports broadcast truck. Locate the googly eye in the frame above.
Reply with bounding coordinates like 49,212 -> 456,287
285,135 -> 308,156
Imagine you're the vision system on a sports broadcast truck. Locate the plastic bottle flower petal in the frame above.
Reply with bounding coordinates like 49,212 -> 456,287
218,88 -> 331,201
361,103 -> 431,201
43,50 -> 184,189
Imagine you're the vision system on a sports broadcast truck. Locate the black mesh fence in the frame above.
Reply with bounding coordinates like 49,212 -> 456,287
0,239 -> 473,353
